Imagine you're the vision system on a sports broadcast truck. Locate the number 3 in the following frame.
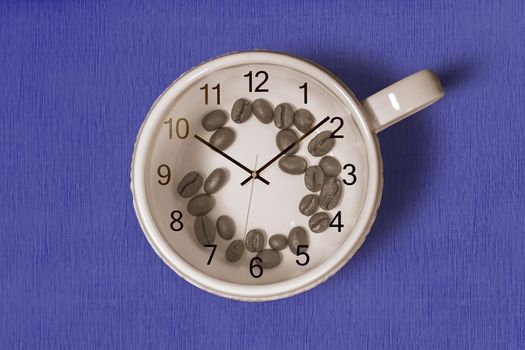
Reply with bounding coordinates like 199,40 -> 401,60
343,163 -> 356,185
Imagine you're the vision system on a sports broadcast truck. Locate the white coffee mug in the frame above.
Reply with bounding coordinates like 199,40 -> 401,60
131,51 -> 444,301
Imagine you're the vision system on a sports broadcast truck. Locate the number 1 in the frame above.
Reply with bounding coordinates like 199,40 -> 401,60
299,82 -> 308,104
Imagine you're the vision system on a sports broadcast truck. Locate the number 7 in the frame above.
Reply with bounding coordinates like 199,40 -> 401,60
204,244 -> 217,265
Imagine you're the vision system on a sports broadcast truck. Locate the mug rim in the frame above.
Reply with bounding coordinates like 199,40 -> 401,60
130,50 -> 383,301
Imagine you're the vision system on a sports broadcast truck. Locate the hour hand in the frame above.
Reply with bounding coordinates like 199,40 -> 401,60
194,134 -> 270,185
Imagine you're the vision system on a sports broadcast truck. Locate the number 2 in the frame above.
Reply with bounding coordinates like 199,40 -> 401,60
330,117 -> 344,138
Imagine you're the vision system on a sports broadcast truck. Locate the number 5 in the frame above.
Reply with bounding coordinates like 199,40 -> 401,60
296,245 -> 309,266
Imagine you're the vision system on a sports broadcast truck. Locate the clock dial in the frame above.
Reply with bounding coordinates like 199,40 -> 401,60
144,62 -> 369,285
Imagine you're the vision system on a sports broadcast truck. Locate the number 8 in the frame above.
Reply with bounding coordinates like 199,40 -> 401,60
170,210 -> 183,231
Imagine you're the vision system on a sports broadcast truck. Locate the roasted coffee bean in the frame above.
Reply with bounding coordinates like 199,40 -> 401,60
318,177 -> 343,210
299,194 -> 319,216
309,212 -> 331,233
304,166 -> 325,192
256,249 -> 282,268
276,129 -> 299,155
204,168 -> 228,194
210,127 -> 235,151
319,156 -> 342,177
308,131 -> 335,157
294,108 -> 315,133
245,229 -> 266,252
216,215 -> 235,240
269,234 -> 288,251
278,155 -> 307,175
252,98 -> 274,124
225,239 -> 244,262
231,98 -> 252,123
194,215 -> 216,245
288,227 -> 309,255
187,193 -> 215,216
274,103 -> 294,129
202,110 -> 227,131
177,171 -> 203,198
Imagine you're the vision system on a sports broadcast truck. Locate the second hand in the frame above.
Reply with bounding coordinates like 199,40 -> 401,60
243,154 -> 258,238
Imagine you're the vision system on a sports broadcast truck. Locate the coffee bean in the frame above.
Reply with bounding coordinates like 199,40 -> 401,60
187,193 -> 215,216
194,215 -> 216,245
319,156 -> 342,177
294,108 -> 315,133
210,127 -> 235,151
304,166 -> 325,192
231,98 -> 252,123
245,229 -> 266,252
318,177 -> 343,210
225,239 -> 244,262
308,131 -> 335,157
288,227 -> 309,255
274,103 -> 294,129
177,171 -> 203,198
216,215 -> 235,240
256,249 -> 282,268
309,212 -> 331,233
278,155 -> 307,175
202,110 -> 227,131
204,168 -> 228,194
252,98 -> 274,124
299,194 -> 319,216
269,234 -> 288,250
276,129 -> 299,155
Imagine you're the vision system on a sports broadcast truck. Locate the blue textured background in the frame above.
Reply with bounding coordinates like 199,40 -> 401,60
1,1 -> 524,349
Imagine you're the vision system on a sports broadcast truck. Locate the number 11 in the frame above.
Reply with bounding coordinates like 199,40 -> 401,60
200,83 -> 221,105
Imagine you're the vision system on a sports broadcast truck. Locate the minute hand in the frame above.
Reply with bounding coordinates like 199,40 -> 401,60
240,116 -> 330,186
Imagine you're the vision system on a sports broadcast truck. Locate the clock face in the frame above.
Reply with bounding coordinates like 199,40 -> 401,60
143,61 -> 371,286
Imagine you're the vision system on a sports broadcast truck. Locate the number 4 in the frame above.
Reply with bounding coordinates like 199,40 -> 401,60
329,211 -> 344,232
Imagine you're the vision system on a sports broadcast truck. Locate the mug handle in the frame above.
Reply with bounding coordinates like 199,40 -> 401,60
362,70 -> 444,133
